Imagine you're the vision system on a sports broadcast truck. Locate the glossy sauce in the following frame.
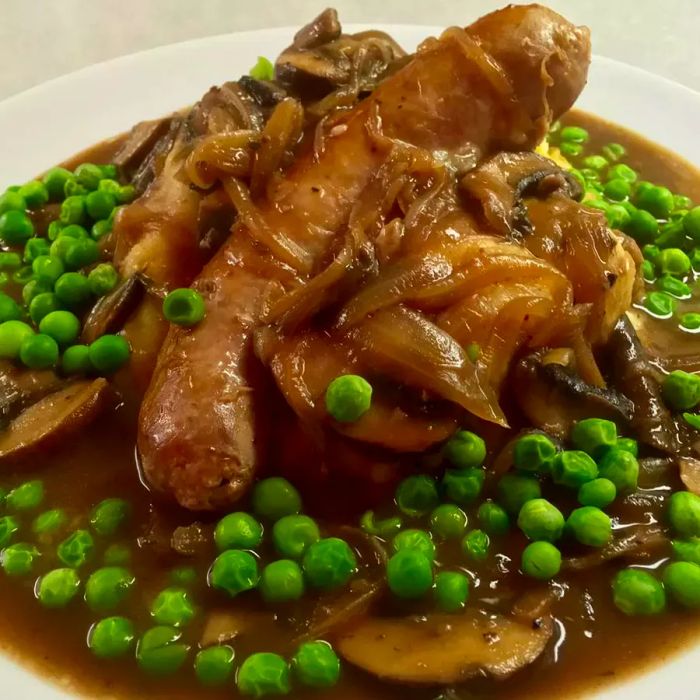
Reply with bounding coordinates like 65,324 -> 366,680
0,110 -> 699,700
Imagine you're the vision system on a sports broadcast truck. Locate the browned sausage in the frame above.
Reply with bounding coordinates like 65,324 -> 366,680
138,5 -> 591,510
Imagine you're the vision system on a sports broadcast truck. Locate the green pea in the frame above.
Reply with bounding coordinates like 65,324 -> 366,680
136,626 -> 190,676
74,163 -> 103,191
29,292 -> 60,325
32,509 -> 66,536
444,430 -> 486,468
64,238 -> 99,270
0,190 -> 26,215
237,652 -> 291,697
429,504 -> 467,540
292,641 -> 340,688
169,566 -> 197,587
85,190 -> 116,220
88,334 -> 130,374
359,510 -> 402,538
12,265 -> 34,285
272,514 -> 320,559
62,344 -> 92,375
32,255 -> 64,284
560,126 -> 588,143
672,538 -> 700,565
208,550 -> 259,597
259,559 -> 305,603
162,288 -> 207,327
521,541 -> 561,580
0,515 -> 19,547
0,292 -> 21,323
1,543 -> 40,576
392,529 -> 436,560
55,272 -> 91,306
433,571 -> 469,613
668,491 -> 700,537
683,207 -> 700,241
64,179 -> 88,198
57,529 -> 94,568
612,569 -> 666,615
606,203 -> 631,230
302,537 -> 356,590
559,141 -> 583,158
513,433 -> 557,473
88,263 -> 118,296
85,567 -> 135,611
566,506 -> 612,547
663,561 -> 700,608
0,210 -> 34,245
617,438 -> 638,458
324,374 -> 372,422
607,163 -> 636,183
18,181 -> 49,209
23,237 -> 50,263
19,333 -> 59,369
597,449 -> 639,493
625,209 -> 658,244
88,616 -> 135,659
582,155 -> 608,171
214,512 -> 263,551
395,475 -> 439,517
22,278 -> 52,307
442,467 -> 485,505
662,370 -> 700,410
0,251 -> 21,270
497,473 -> 541,514
656,275 -> 690,298
59,196 -> 86,225
476,501 -> 510,536
641,260 -> 655,282
42,167 -> 73,201
7,480 -> 44,510
194,645 -> 235,686
386,549 -> 433,599
150,587 -> 196,627
91,219 -> 112,240
36,568 -> 81,608
97,179 -> 121,197
462,529 -> 490,560
252,477 -> 301,521
90,498 -> 130,536
39,310 -> 80,346
517,498 -> 565,542
656,220 -> 686,248
578,478 -> 617,509
681,314 -> 700,331
551,450 -> 598,488
657,248 -> 691,277
635,184 -> 674,219
604,178 -> 631,201
571,418 -> 617,458
643,291 -> 676,318
249,56 -> 275,80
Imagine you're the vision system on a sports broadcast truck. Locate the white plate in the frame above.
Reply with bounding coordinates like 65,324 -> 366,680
0,23 -> 699,700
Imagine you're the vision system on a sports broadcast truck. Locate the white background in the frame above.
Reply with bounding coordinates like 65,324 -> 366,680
2,0 -> 699,100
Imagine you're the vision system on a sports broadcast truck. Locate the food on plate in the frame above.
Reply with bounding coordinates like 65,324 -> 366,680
0,4 -> 699,699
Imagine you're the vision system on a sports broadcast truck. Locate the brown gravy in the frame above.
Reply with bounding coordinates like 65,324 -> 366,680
0,110 -> 699,700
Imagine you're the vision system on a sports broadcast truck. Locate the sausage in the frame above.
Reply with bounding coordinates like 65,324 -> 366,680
138,5 -> 592,510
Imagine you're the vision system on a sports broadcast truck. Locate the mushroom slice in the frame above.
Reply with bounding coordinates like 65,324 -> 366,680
113,117 -> 173,176
680,457 -> 700,495
336,608 -> 553,684
80,275 -> 145,344
0,379 -> 111,461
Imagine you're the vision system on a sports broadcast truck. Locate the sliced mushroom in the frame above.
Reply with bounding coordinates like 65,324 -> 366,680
80,276 -> 145,344
563,523 -> 669,572
291,8 -> 341,50
112,117 -> 173,175
606,315 -> 683,453
239,76 -> 288,109
0,362 -> 65,429
336,608 -> 553,684
513,349 -> 633,439
680,457 -> 700,495
460,152 -> 582,237
0,379 -> 111,461
200,609 -> 275,647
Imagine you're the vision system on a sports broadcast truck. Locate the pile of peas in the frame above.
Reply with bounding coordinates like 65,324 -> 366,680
551,123 -> 700,330
0,166 -> 208,375
0,165 -> 134,374
0,474 -> 344,694
327,362 -> 700,620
